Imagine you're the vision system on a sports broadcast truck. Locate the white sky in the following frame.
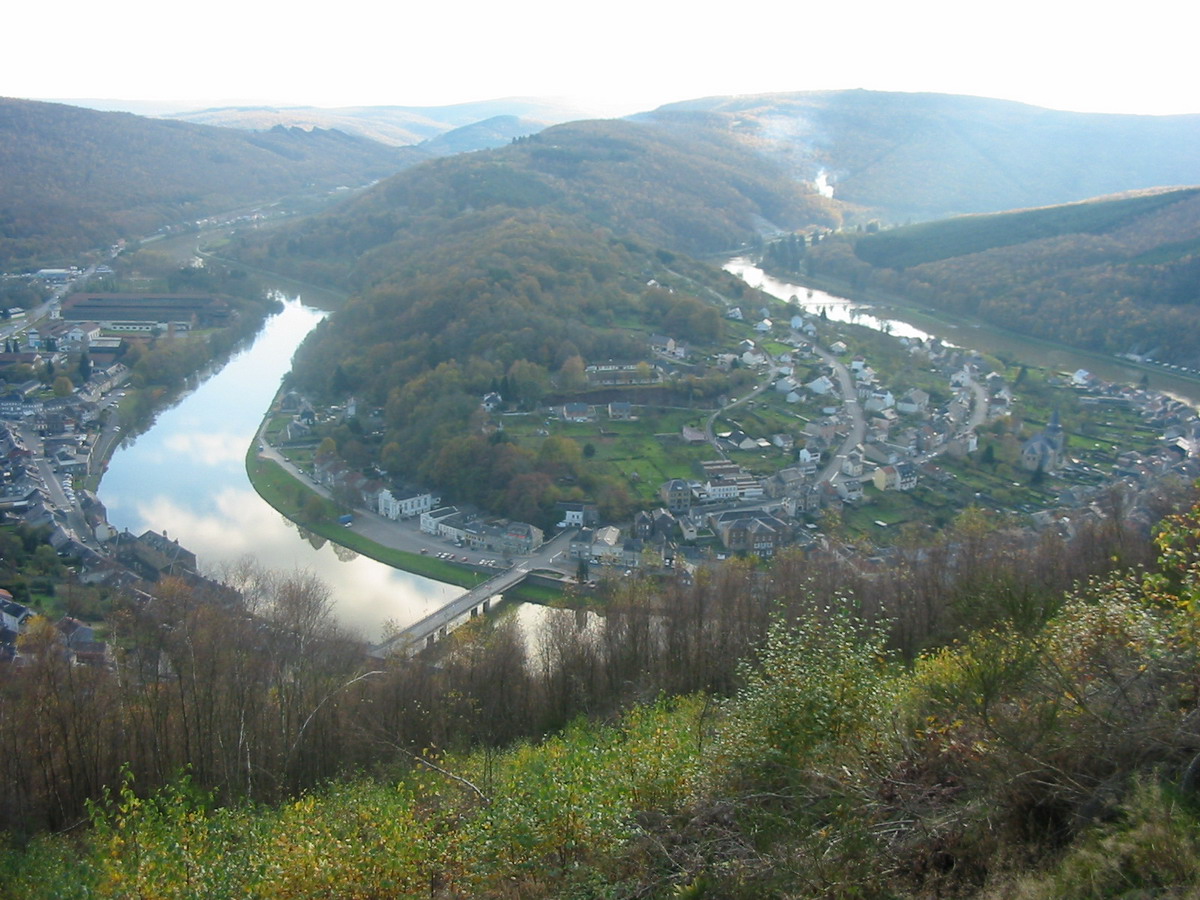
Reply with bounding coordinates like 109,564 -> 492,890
6,0 -> 1199,117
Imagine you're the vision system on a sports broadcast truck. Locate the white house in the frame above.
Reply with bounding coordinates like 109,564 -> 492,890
704,478 -> 740,502
842,449 -> 864,477
420,506 -> 459,535
379,488 -> 440,520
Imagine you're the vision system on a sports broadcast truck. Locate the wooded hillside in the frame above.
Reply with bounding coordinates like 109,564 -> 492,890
804,187 -> 1200,364
0,98 -> 419,268
232,116 -> 837,521
646,91 -> 1200,222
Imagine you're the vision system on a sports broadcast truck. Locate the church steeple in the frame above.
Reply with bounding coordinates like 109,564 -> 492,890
1045,409 -> 1065,453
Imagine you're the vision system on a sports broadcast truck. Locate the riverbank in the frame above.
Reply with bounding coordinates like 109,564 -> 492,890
244,447 -> 483,589
244,426 -> 570,604
743,261 -> 1200,406
174,248 -> 559,602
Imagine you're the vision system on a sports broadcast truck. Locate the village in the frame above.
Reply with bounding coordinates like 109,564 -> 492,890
286,302 -> 1200,590
0,262 -> 1197,661
0,279 -> 258,662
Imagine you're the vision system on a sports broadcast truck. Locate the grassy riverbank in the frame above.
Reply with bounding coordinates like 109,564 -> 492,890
245,450 -> 570,604
244,449 -> 489,589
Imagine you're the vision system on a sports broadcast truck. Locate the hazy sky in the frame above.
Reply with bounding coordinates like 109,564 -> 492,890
7,0 -> 1198,116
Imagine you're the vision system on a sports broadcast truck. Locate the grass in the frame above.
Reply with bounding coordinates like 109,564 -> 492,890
504,407 -> 721,503
506,581 -> 571,604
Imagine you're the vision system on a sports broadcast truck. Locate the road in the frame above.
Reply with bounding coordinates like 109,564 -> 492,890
964,371 -> 990,430
703,375 -> 776,455
810,343 -> 867,486
18,422 -> 100,551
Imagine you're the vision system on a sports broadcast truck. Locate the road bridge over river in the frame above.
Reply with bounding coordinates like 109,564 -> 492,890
366,529 -> 577,656
369,563 -> 535,657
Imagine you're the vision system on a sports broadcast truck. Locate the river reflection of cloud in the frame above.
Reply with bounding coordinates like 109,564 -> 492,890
130,489 -> 458,641
162,430 -> 248,466
98,299 -> 460,642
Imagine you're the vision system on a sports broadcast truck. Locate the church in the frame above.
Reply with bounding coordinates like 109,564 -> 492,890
1020,411 -> 1066,472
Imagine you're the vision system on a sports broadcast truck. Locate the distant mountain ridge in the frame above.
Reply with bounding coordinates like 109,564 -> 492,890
643,90 -> 1200,223
10,87 -> 1200,277
162,97 -> 597,147
420,115 -> 544,156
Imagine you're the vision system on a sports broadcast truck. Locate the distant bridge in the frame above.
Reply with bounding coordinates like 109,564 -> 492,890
369,564 -> 533,657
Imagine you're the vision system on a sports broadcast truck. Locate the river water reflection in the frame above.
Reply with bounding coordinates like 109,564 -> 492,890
98,298 -> 460,641
725,257 -> 1200,407
724,257 -> 942,342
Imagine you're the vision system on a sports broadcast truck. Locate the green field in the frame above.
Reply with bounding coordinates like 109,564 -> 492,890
502,408 -> 722,503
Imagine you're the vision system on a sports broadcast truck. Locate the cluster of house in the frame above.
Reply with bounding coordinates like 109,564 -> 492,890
1025,371 -> 1200,528
0,586 -> 110,667
0,520 -> 251,667
0,292 -> 227,384
108,528 -> 198,583
567,496 -> 803,570
0,420 -> 97,560
290,322 -> 1200,581
310,450 -> 547,559
418,506 -> 545,556
654,465 -> 812,560
569,505 -> 697,573
4,320 -> 114,357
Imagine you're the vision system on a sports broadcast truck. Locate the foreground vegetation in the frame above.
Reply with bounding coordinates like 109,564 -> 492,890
2,477 -> 1200,895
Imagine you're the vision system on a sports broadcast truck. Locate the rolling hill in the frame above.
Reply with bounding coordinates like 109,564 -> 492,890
162,96 -> 596,146
232,114 -> 837,519
0,97 -> 422,268
643,90 -> 1200,223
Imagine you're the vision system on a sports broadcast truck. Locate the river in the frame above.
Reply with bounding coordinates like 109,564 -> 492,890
97,253 -> 1199,643
97,297 -> 460,641
724,257 -> 1200,407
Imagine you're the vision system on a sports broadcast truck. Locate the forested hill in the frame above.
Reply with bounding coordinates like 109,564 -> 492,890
644,90 -> 1200,222
233,116 -> 836,519
0,97 -> 421,268
240,117 -> 839,283
803,186 -> 1200,364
